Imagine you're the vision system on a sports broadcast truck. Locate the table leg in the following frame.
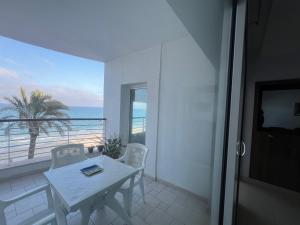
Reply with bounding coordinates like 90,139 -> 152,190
93,200 -> 105,224
55,207 -> 67,225
125,176 -> 134,216
80,205 -> 92,225
106,197 -> 133,225
53,192 -> 67,225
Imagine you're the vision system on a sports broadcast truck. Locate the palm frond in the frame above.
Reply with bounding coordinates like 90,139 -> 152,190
1,87 -> 70,139
39,124 -> 50,135
20,87 -> 29,106
3,96 -> 29,119
57,120 -> 71,130
46,100 -> 69,112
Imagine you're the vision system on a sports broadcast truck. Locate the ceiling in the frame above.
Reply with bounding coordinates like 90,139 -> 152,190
167,0 -> 224,68
248,0 -> 300,62
261,0 -> 300,59
0,0 -> 188,62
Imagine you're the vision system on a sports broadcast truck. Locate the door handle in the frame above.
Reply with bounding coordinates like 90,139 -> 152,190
237,140 -> 246,157
241,141 -> 246,157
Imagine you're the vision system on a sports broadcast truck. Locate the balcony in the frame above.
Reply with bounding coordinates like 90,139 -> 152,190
0,117 -> 209,225
0,1 -> 227,223
0,118 -> 208,225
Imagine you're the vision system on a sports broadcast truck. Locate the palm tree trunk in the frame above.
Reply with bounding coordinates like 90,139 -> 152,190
28,134 -> 38,159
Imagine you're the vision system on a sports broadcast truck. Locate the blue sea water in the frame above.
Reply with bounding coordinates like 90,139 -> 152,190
67,106 -> 103,118
0,103 -> 146,119
0,103 -> 146,137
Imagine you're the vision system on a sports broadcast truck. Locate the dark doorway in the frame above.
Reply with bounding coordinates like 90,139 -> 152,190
250,80 -> 300,193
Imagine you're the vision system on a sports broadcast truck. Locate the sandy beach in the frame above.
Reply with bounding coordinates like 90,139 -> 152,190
0,132 -> 105,165
0,126 -> 147,165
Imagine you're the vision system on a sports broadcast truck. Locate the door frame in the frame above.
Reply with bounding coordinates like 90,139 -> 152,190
218,0 -> 247,224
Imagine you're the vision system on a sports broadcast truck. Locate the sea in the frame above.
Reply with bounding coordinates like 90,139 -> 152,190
0,103 -> 146,118
0,103 -> 146,164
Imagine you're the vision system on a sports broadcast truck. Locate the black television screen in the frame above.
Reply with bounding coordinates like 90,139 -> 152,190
259,89 -> 300,129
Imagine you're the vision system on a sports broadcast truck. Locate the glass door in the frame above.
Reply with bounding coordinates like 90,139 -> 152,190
221,0 -> 247,224
129,88 -> 147,144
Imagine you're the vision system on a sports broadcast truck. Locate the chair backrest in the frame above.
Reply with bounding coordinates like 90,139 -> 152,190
50,144 -> 87,169
0,184 -> 55,225
123,143 -> 149,169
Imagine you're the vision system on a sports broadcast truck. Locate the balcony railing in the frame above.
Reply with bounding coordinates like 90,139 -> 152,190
0,118 -> 106,165
130,117 -> 146,144
131,117 -> 146,134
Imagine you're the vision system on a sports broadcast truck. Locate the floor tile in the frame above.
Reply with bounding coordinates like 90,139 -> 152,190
1,172 -> 210,225
145,208 -> 173,225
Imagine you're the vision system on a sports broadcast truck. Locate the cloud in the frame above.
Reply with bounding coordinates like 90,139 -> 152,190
0,67 -> 19,79
0,66 -> 102,107
0,78 -> 103,107
39,86 -> 103,107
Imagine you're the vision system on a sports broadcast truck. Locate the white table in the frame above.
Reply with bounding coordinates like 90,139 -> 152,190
44,156 -> 138,225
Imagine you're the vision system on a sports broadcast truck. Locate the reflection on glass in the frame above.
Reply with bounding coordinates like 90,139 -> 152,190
129,88 -> 147,144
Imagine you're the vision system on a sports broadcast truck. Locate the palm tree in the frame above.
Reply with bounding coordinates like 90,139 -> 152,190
0,88 -> 70,159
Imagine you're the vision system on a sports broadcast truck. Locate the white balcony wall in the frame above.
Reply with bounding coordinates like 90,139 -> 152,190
104,35 -> 217,199
157,36 -> 216,198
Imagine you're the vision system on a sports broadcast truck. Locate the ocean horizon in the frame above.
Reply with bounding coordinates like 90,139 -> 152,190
0,103 -> 103,119
0,103 -> 146,119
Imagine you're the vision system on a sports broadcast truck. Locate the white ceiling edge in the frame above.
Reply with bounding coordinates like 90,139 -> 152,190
0,0 -> 189,63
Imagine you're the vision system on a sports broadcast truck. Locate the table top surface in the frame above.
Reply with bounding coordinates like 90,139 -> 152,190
44,155 -> 138,211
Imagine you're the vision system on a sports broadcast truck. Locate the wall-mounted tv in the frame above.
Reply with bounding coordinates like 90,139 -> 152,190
256,80 -> 300,131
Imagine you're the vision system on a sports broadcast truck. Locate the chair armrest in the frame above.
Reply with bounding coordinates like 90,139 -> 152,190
136,166 -> 145,178
32,212 -> 56,225
116,155 -> 126,163
136,166 -> 144,172
3,184 -> 50,205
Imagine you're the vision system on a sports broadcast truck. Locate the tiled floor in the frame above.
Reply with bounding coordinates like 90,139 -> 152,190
0,173 -> 209,225
237,180 -> 300,225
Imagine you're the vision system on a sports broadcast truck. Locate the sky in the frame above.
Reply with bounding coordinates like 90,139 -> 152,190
0,36 -> 104,107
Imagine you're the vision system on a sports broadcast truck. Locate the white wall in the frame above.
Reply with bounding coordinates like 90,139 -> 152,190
104,46 -> 161,177
157,36 -> 216,198
167,0 -> 224,67
104,35 -> 218,198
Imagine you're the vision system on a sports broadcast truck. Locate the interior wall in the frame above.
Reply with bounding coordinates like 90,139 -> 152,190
104,35 -> 217,198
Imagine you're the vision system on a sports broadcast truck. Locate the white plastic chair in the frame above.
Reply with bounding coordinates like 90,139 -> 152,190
117,143 -> 149,215
0,184 -> 57,225
50,144 -> 87,169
